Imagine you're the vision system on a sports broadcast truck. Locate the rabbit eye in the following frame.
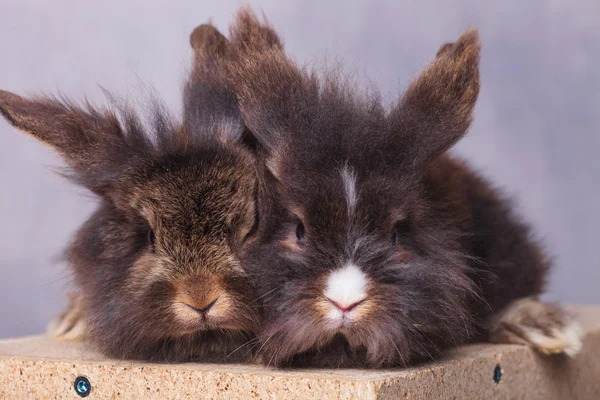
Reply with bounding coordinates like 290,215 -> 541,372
295,222 -> 306,244
147,229 -> 156,247
391,229 -> 399,246
391,219 -> 411,246
281,218 -> 307,252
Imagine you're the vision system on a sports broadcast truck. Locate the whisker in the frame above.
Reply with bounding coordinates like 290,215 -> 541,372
227,337 -> 258,358
256,285 -> 284,301
42,271 -> 77,286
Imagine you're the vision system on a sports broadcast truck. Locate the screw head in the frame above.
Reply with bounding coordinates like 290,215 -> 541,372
74,376 -> 91,397
493,364 -> 502,384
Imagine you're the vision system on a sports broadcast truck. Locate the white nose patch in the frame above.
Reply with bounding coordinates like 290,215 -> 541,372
323,263 -> 368,310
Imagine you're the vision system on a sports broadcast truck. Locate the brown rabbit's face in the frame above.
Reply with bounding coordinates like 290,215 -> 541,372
60,143 -> 261,362
36,136 -> 261,361
117,149 -> 259,338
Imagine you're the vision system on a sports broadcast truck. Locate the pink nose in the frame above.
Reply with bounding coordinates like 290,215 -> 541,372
327,298 -> 363,313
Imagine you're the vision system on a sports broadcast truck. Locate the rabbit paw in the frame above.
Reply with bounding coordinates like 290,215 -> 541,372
46,293 -> 87,342
488,297 -> 583,357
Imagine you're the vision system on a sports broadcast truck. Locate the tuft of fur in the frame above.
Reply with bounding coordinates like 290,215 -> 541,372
0,23 -> 260,362
223,9 -> 559,368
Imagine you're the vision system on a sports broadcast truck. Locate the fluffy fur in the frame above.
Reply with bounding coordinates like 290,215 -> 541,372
0,23 -> 260,362
224,9 -> 577,368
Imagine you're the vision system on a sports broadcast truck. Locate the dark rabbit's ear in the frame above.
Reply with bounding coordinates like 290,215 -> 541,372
226,8 -> 304,173
228,7 -> 282,53
183,23 -> 247,146
0,90 -> 149,194
389,29 -> 481,168
225,8 -> 315,175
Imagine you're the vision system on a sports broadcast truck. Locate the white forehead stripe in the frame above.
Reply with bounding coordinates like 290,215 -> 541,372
324,263 -> 368,309
340,164 -> 358,215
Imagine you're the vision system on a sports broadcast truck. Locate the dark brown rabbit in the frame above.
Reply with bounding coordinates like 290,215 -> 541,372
0,23 -> 261,362
224,9 -> 582,368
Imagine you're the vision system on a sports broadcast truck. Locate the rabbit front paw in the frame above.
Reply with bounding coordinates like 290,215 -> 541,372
46,293 -> 87,342
488,297 -> 583,357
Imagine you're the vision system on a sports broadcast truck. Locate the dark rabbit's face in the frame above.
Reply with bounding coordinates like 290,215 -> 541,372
227,11 -> 481,367
247,154 -> 475,368
0,24 -> 261,361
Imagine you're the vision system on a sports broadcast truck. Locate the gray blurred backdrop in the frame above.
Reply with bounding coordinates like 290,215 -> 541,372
0,0 -> 598,338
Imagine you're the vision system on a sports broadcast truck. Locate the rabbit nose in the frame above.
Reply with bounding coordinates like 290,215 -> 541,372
183,296 -> 220,314
327,297 -> 364,313
174,274 -> 225,315
323,263 -> 369,313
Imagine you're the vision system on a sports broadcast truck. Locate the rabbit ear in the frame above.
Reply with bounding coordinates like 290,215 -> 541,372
225,8 -> 316,165
228,7 -> 282,53
435,41 -> 456,58
189,23 -> 230,56
389,29 -> 481,168
0,90 -> 149,194
183,23 -> 247,146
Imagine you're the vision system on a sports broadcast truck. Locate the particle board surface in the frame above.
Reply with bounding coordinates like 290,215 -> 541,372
0,306 -> 598,399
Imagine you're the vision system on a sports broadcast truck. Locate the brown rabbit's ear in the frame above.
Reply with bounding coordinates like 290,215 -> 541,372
0,90 -> 148,194
435,42 -> 455,58
389,29 -> 481,168
189,23 -> 230,57
183,23 -> 248,146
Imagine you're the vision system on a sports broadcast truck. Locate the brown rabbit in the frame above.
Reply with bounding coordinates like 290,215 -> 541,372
0,23 -> 261,362
223,9 -> 582,368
